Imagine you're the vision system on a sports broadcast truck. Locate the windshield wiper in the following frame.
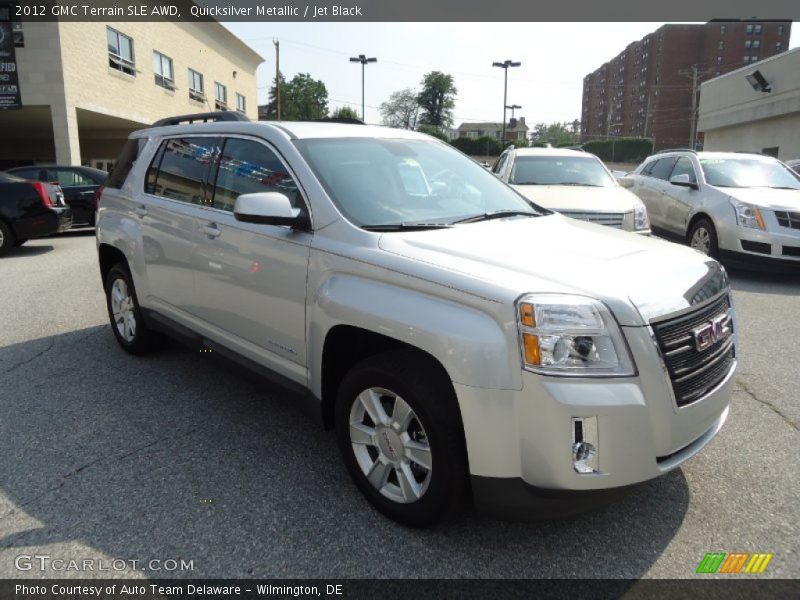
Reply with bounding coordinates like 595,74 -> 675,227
512,181 -> 546,185
361,222 -> 453,232
556,182 -> 602,187
450,210 -> 540,224
764,186 -> 800,190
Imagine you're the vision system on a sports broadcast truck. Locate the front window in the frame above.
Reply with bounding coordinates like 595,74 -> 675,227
107,27 -> 135,76
153,51 -> 174,90
700,158 -> 800,189
295,137 -> 542,228
509,155 -> 616,187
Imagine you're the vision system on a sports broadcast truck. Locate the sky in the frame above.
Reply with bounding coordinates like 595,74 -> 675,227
224,22 -> 798,127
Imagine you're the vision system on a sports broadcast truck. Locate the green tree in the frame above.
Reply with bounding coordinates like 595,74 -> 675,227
379,88 -> 420,129
331,105 -> 361,121
417,71 -> 457,128
261,72 -> 286,120
529,121 -> 581,147
281,73 -> 329,121
416,124 -> 448,142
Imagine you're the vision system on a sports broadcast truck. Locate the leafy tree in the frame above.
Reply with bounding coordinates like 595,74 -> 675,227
417,71 -> 457,128
379,88 -> 420,129
279,73 -> 329,121
529,121 -> 581,147
331,105 -> 361,121
416,124 -> 448,142
261,72 -> 286,120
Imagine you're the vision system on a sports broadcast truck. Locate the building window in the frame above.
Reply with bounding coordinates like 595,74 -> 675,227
746,24 -> 753,34
745,40 -> 752,48
754,24 -> 762,34
776,42 -> 783,51
720,25 -> 726,35
152,51 -> 174,90
717,56 -> 723,64
188,69 -> 205,102
752,40 -> 760,49
235,93 -> 246,113
718,40 -> 724,50
107,27 -> 135,76
777,25 -> 784,35
743,56 -> 750,64
215,82 -> 227,110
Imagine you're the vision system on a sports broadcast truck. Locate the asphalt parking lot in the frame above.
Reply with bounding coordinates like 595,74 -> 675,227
1,231 -> 799,579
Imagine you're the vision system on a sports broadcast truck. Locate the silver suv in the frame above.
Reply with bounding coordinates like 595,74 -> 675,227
97,113 -> 736,526
623,150 -> 800,269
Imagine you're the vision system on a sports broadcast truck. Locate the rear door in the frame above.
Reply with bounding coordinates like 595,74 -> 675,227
192,135 -> 312,374
139,136 -> 219,313
47,168 -> 100,225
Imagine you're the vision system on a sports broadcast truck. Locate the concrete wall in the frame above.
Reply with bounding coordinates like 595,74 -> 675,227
698,48 -> 800,160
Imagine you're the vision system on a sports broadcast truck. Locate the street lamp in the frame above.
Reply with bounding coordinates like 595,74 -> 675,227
349,54 -> 377,121
492,60 -> 521,143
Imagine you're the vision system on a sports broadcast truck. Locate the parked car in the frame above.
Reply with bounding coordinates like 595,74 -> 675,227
786,159 -> 800,176
6,165 -> 107,227
97,112 -> 735,526
492,148 -> 650,233
0,172 -> 72,255
621,150 -> 800,269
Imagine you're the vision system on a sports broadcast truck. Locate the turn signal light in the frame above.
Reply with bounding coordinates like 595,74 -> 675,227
522,333 -> 540,365
519,302 -> 535,327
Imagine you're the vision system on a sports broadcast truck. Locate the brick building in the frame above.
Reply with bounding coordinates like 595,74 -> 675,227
580,21 -> 792,151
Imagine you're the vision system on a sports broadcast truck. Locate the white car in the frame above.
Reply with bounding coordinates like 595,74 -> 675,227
622,150 -> 800,270
492,147 -> 650,233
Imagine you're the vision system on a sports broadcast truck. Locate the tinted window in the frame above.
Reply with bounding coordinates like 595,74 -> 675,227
147,137 -> 219,204
492,152 -> 509,174
212,138 -> 301,213
650,157 -> 678,181
8,168 -> 41,181
509,155 -> 615,187
670,157 -> 697,183
640,160 -> 657,176
107,138 -> 142,189
47,169 -> 96,187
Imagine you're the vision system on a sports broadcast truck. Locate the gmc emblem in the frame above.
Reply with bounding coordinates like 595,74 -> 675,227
693,312 -> 732,352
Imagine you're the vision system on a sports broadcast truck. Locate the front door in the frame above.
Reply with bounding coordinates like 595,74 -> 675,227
192,136 -> 312,373
661,157 -> 699,235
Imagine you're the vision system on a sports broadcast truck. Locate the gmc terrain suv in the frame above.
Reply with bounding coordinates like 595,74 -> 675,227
97,113 -> 736,526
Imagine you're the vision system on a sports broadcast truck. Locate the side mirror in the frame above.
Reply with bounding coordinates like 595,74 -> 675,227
234,192 -> 308,228
670,173 -> 698,189
618,176 -> 634,189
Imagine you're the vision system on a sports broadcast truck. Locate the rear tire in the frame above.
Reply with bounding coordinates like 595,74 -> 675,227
688,218 -> 719,258
0,221 -> 14,256
104,263 -> 164,355
335,351 -> 466,527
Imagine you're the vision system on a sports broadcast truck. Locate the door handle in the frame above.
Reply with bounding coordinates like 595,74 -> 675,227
134,205 -> 148,217
202,224 -> 221,238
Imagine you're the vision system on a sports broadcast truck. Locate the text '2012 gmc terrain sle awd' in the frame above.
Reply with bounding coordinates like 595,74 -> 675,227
96,112 -> 736,527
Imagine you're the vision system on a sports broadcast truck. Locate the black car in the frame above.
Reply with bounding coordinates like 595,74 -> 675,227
0,172 -> 73,256
6,165 -> 107,227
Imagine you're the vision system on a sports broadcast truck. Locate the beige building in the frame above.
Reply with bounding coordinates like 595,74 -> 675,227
0,20 -> 262,170
698,47 -> 800,161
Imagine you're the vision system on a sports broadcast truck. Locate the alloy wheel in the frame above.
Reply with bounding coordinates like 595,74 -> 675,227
690,227 -> 711,254
110,278 -> 137,342
349,387 -> 432,504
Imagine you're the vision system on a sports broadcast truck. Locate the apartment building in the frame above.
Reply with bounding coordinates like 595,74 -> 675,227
0,19 -> 262,170
580,21 -> 791,151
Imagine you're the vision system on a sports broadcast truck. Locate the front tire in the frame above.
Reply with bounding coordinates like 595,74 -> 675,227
688,218 -> 719,258
104,263 -> 163,355
335,351 -> 466,527
0,221 -> 15,256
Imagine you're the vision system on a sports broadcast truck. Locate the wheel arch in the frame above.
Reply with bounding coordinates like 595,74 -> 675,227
98,243 -> 129,288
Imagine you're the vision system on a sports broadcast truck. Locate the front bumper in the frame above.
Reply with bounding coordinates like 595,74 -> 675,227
717,220 -> 800,268
455,325 -> 734,516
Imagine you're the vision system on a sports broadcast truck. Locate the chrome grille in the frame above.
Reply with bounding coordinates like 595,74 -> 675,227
651,294 -> 735,407
560,211 -> 625,229
775,210 -> 800,230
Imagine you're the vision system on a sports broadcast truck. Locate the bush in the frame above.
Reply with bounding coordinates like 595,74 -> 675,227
448,135 -> 502,156
416,124 -> 449,142
581,138 -> 653,163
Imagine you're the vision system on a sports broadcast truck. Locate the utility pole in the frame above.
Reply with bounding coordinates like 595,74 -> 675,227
349,54 -> 377,121
492,60 -> 521,144
273,39 -> 280,120
680,64 -> 709,149
643,93 -> 652,138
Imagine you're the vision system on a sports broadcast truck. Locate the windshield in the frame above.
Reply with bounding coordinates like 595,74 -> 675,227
509,155 -> 616,187
294,137 -> 543,227
700,158 -> 800,189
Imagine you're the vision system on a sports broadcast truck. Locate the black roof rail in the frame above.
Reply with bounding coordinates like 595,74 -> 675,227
313,117 -> 366,125
654,148 -> 696,155
152,111 -> 250,127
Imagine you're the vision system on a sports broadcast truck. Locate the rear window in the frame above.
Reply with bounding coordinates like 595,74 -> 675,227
106,138 -> 143,189
0,173 -> 26,183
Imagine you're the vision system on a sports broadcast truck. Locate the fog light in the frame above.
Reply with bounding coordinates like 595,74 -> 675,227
572,416 -> 599,474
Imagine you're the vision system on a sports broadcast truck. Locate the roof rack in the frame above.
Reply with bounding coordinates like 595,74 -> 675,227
313,117 -> 366,125
654,148 -> 697,155
152,111 -> 250,127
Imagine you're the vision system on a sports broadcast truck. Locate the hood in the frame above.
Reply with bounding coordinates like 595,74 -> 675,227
378,214 -> 727,326
721,187 -> 800,210
512,184 -> 642,212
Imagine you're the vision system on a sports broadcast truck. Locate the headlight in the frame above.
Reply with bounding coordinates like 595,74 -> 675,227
516,294 -> 635,377
729,198 -> 765,230
633,203 -> 650,231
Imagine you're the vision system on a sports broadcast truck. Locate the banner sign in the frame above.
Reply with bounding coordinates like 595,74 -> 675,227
0,13 -> 21,110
